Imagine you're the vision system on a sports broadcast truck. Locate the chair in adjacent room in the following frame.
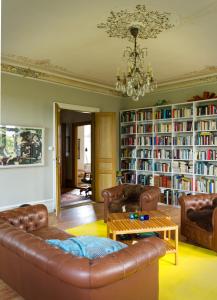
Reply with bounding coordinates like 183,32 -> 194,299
102,184 -> 160,222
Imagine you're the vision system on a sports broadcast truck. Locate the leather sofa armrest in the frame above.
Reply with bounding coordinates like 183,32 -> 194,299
102,185 -> 126,222
139,186 -> 160,211
0,204 -> 48,232
212,207 -> 217,251
89,237 -> 166,288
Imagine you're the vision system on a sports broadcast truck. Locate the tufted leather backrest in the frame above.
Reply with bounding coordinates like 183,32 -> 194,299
179,194 -> 217,223
0,204 -> 48,232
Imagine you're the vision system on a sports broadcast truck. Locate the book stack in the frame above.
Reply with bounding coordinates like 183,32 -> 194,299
137,159 -> 152,171
154,162 -> 171,172
154,175 -> 171,188
137,110 -> 152,121
155,108 -> 172,119
173,149 -> 193,160
173,161 -> 193,173
121,136 -> 136,146
195,120 -> 217,131
196,149 -> 217,160
137,149 -> 152,159
195,162 -> 217,175
121,111 -> 136,122
195,177 -> 217,193
121,148 -> 136,158
137,136 -> 153,146
173,107 -> 193,118
138,174 -> 153,185
137,123 -> 152,133
154,149 -> 172,159
154,123 -> 172,133
196,132 -> 217,145
174,121 -> 192,132
173,175 -> 193,191
121,159 -> 136,170
196,104 -> 217,116
173,135 -> 192,145
154,136 -> 172,145
121,124 -> 136,134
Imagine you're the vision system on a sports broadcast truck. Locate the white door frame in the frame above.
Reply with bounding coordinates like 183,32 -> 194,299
52,102 -> 100,212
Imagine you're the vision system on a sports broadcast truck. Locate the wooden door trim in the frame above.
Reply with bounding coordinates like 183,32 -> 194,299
53,102 -> 100,214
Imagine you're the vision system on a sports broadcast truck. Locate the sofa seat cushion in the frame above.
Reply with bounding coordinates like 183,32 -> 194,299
33,226 -> 72,240
47,236 -> 127,259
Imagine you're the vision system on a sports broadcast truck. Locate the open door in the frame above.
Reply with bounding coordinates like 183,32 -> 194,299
54,103 -> 61,215
93,112 -> 116,202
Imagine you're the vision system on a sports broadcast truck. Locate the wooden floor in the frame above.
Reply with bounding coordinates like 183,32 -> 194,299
0,203 -> 180,299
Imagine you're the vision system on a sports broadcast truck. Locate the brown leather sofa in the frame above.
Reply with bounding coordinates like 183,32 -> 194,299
0,204 -> 166,300
102,184 -> 160,222
179,193 -> 217,252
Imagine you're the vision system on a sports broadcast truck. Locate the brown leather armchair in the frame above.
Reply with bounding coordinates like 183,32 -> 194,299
102,184 -> 160,222
179,193 -> 217,252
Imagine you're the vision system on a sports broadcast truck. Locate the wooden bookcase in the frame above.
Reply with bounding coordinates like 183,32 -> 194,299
120,98 -> 217,206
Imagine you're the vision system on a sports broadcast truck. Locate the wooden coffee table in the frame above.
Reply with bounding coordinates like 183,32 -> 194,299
107,211 -> 179,265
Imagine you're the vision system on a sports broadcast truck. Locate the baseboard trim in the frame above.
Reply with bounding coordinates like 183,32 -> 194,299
0,198 -> 54,213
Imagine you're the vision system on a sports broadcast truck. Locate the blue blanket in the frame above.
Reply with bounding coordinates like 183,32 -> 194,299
46,236 -> 127,259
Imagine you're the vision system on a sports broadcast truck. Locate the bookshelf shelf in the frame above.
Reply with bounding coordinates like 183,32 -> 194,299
120,98 -> 217,206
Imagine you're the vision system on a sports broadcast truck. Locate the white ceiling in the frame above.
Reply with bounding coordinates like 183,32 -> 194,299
2,0 -> 217,87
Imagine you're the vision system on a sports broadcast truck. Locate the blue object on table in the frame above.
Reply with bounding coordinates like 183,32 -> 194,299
139,214 -> 150,221
129,213 -> 135,219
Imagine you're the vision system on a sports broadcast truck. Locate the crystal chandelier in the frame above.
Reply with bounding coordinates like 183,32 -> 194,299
97,4 -> 175,101
115,26 -> 156,101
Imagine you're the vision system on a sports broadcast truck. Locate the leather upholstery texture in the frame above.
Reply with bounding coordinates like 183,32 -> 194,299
102,184 -> 160,222
0,204 -> 166,300
179,193 -> 217,252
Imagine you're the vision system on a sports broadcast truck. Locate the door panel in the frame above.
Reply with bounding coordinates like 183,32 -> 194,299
94,112 -> 116,202
54,103 -> 61,215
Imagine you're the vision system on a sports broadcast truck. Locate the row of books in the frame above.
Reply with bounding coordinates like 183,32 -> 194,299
195,177 -> 217,193
121,148 -> 136,158
154,175 -> 171,188
172,107 -> 192,118
137,124 -> 152,133
195,162 -> 217,176
121,111 -> 136,122
173,161 -> 193,174
137,160 -> 152,171
154,149 -> 172,159
137,136 -> 153,146
195,120 -> 217,131
137,174 -> 153,185
121,160 -> 136,170
121,137 -> 136,145
196,104 -> 217,116
137,149 -> 152,158
173,149 -> 193,160
121,125 -> 136,134
195,149 -> 217,160
196,132 -> 217,145
155,108 -> 172,119
174,121 -> 192,132
155,136 -> 172,146
121,172 -> 136,184
154,162 -> 171,173
137,110 -> 153,121
173,175 -> 193,191
173,136 -> 193,146
154,123 -> 172,133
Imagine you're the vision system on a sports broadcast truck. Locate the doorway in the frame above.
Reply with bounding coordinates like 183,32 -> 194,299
60,110 -> 92,208
54,102 -> 116,215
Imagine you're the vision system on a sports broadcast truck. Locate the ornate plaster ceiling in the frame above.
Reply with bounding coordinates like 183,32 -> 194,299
2,0 -> 217,92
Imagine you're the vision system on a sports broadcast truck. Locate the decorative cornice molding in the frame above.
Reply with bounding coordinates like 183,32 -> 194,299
1,59 -> 120,98
2,55 -> 217,97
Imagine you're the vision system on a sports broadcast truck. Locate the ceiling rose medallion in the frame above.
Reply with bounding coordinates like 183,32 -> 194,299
98,5 -> 174,101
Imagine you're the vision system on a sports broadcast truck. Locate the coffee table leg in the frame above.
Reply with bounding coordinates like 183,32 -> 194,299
112,232 -> 116,241
175,227 -> 178,265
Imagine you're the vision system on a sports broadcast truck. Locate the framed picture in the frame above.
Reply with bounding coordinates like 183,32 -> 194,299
0,125 -> 44,168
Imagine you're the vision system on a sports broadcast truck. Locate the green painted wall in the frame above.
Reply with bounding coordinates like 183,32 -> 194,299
0,73 -> 121,210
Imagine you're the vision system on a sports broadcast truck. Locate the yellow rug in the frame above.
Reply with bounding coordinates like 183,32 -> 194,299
66,220 -> 217,300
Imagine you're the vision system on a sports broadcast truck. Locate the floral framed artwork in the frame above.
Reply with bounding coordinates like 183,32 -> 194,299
0,125 -> 44,168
